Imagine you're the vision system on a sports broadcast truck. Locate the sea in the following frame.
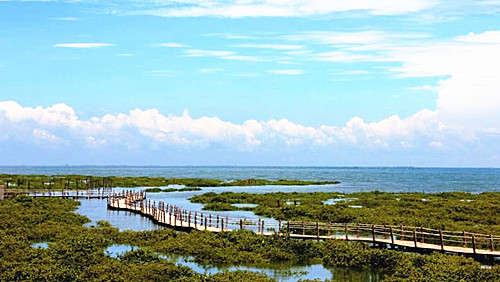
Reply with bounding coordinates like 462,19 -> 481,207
1,166 -> 499,193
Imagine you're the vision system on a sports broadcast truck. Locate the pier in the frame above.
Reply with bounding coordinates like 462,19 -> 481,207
108,191 -> 500,261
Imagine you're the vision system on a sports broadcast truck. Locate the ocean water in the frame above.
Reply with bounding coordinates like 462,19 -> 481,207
1,166 -> 499,193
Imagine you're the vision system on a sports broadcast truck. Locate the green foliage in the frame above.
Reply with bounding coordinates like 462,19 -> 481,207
145,187 -> 203,193
192,191 -> 500,234
0,174 -> 338,190
1,195 -> 498,281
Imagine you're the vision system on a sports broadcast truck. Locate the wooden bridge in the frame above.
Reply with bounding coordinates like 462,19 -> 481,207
108,191 -> 500,260
1,187 -> 112,199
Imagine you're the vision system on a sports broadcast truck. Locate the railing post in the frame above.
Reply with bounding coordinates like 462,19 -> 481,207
345,223 -> 348,240
400,225 -> 404,240
489,235 -> 494,252
226,216 -> 229,231
439,229 -> 444,251
278,220 -> 282,234
316,222 -> 320,239
261,220 -> 265,235
204,217 -> 207,231
372,225 -> 376,243
413,229 -> 417,248
217,215 -> 220,229
472,235 -> 477,254
328,222 -> 331,237
463,231 -> 467,248
356,223 -> 359,238
287,221 -> 290,234
240,219 -> 243,230
221,218 -> 224,232
194,212 -> 197,229
302,221 -> 305,235
421,226 -> 424,243
390,227 -> 394,247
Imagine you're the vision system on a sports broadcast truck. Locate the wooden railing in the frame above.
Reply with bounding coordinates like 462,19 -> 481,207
108,191 -> 500,257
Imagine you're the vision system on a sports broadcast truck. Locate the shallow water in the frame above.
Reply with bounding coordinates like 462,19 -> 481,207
31,242 -> 49,249
104,244 -> 380,282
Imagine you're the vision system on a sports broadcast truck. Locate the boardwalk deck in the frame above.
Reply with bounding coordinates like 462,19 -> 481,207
108,191 -> 500,260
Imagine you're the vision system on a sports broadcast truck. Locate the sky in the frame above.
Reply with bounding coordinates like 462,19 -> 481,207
1,0 -> 500,166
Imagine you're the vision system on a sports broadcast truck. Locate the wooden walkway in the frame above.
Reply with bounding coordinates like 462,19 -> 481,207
2,188 -> 112,199
108,191 -> 500,260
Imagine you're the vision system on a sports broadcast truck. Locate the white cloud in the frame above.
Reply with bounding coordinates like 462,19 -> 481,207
157,42 -> 190,48
199,68 -> 223,74
184,49 -> 233,57
133,0 -> 437,18
222,55 -> 265,62
268,69 -> 304,75
54,43 -> 114,49
233,44 -> 304,50
2,100 -> 498,157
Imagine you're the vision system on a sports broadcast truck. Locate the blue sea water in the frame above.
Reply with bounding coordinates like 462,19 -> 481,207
1,166 -> 499,193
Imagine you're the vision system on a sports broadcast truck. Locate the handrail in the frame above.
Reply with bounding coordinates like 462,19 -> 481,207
108,190 -> 500,256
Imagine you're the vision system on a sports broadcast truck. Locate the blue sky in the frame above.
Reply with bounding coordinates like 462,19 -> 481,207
1,0 -> 500,166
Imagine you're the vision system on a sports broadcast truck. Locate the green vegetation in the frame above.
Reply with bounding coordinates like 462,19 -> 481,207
191,191 -> 500,234
0,174 -> 339,190
1,195 -> 499,281
144,187 -> 203,193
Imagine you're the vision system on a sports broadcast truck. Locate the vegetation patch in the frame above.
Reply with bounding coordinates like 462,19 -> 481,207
1,195 -> 499,281
0,174 -> 339,190
191,191 -> 500,234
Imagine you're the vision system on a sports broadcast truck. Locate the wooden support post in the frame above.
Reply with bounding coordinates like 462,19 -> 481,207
287,221 -> 290,234
372,225 -> 376,243
278,220 -> 282,234
413,230 -> 417,248
302,221 -> 305,235
472,235 -> 477,254
317,222 -> 320,238
217,215 -> 220,229
356,223 -> 359,238
261,220 -> 265,235
400,225 -> 404,240
194,212 -> 197,229
439,229 -> 444,251
390,227 -> 394,247
420,226 -> 424,243
383,224 -> 387,239
221,218 -> 224,232
258,219 -> 261,233
226,216 -> 229,231
240,219 -> 243,230
345,223 -> 348,240
209,214 -> 212,227
204,218 -> 207,231
490,235 -> 494,252
328,222 -> 331,237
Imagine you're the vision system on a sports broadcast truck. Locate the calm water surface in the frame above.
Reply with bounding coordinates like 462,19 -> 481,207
105,244 -> 380,282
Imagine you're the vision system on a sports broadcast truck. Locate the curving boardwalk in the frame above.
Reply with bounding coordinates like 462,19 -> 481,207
108,191 -> 500,260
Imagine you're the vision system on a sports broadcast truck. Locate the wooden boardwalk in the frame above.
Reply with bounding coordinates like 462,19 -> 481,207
2,188 -> 112,199
108,191 -> 500,260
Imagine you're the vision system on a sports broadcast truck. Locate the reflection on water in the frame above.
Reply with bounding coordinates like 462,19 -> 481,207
31,242 -> 49,249
104,244 -> 380,282
77,199 -> 162,231
232,203 -> 259,208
